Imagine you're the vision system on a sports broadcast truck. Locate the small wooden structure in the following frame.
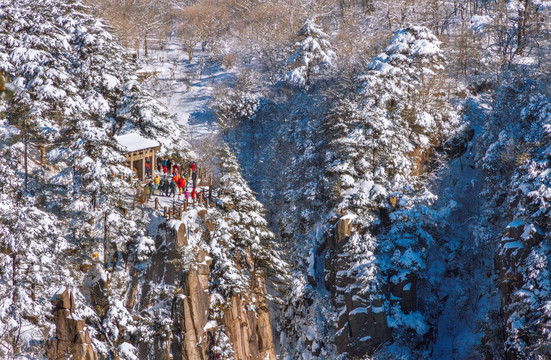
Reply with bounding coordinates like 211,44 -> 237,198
115,133 -> 161,181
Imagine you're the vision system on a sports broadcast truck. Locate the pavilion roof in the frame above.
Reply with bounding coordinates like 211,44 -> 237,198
114,132 -> 161,153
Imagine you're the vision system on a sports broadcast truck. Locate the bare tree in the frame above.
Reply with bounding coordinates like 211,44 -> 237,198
176,2 -> 229,63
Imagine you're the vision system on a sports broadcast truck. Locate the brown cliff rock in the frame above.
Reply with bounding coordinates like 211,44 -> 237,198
132,219 -> 276,360
222,275 -> 276,360
46,287 -> 98,360
326,215 -> 392,358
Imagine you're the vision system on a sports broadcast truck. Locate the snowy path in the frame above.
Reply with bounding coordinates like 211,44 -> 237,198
138,42 -> 235,142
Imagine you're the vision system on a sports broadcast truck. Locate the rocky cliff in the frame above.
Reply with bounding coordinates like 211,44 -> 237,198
129,217 -> 276,360
46,208 -> 276,360
47,288 -> 98,360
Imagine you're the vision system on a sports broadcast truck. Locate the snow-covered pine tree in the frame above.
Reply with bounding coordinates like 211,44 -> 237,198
0,149 -> 67,358
212,84 -> 260,139
321,25 -> 459,355
205,143 -> 287,357
489,91 -> 551,359
210,143 -> 287,300
329,26 -> 457,196
285,18 -> 336,90
0,0 -> 191,357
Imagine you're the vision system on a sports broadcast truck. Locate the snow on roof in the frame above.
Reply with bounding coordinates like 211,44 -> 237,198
114,132 -> 160,153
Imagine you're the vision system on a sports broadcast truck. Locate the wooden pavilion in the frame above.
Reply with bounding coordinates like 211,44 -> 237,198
114,133 -> 161,181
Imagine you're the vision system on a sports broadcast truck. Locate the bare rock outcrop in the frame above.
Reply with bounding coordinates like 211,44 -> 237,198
47,287 -> 98,360
223,276 -> 276,360
325,215 -> 392,358
133,221 -> 276,359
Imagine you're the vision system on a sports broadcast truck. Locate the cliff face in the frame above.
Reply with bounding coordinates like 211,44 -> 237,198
47,288 -> 98,360
130,220 -> 276,360
324,217 -> 391,357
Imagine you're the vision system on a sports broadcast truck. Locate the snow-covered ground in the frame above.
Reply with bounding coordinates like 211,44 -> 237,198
137,42 -> 235,142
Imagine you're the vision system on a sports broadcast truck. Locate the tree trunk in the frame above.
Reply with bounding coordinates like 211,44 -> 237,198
104,212 -> 108,270
188,47 -> 193,64
144,31 -> 148,58
516,0 -> 530,56
135,38 -> 140,60
24,117 -> 27,192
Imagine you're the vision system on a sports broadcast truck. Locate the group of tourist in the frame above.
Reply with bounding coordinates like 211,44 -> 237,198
141,159 -> 201,203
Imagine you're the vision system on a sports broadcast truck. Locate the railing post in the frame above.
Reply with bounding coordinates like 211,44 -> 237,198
155,197 -> 159,210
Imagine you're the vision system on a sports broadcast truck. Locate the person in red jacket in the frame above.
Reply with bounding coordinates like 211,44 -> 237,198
191,188 -> 197,201
145,161 -> 151,177
178,176 -> 185,195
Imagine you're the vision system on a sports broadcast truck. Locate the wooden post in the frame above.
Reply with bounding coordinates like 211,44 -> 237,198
206,198 -> 209,209
152,149 -> 156,179
184,199 -> 188,212
209,174 -> 213,186
164,206 -> 167,218
140,156 -> 145,181
200,192 -> 204,207
103,212 -> 108,270
129,154 -> 133,181
155,197 -> 159,210
179,206 -> 183,220
168,209 -> 172,220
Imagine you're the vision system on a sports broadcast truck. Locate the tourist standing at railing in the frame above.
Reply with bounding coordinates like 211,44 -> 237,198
178,176 -> 185,195
154,174 -> 160,194
170,178 -> 177,197
144,183 -> 151,202
192,169 -> 197,188
145,161 -> 151,177
163,176 -> 170,197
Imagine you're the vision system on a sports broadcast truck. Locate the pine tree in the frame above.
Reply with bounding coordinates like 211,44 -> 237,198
0,0 -> 191,356
285,18 -> 336,90
211,143 -> 287,298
